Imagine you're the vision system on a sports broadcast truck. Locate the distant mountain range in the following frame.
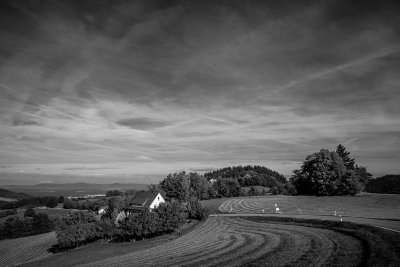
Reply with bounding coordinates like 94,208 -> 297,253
2,182 -> 149,197
0,172 -> 164,186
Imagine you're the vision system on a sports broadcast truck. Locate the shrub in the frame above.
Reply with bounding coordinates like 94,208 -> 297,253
24,207 -> 36,217
32,213 -> 54,234
55,211 -> 102,249
271,186 -> 279,195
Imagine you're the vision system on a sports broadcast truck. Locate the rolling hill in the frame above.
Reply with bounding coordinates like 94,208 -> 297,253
0,188 -> 31,201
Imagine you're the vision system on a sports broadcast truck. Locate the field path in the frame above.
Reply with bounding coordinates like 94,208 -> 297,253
0,232 -> 57,267
79,216 -> 364,267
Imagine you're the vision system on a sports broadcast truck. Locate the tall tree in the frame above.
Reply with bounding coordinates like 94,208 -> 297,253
291,149 -> 363,196
336,144 -> 355,170
159,172 -> 190,202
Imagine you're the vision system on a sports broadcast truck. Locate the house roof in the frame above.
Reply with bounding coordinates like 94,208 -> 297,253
129,191 -> 160,208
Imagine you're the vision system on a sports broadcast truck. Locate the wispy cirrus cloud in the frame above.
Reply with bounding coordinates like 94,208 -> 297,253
0,0 -> 399,178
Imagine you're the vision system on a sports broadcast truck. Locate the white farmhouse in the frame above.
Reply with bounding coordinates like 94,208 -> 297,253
115,191 -> 165,225
125,191 -> 165,214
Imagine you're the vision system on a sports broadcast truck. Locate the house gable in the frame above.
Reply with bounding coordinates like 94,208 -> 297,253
148,193 -> 165,209
128,191 -> 165,210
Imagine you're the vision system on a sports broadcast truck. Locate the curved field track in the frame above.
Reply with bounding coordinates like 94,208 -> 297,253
79,217 -> 364,267
0,232 -> 57,267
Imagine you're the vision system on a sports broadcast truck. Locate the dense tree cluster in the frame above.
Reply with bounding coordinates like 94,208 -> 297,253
0,212 -> 54,240
205,165 -> 287,187
114,202 -> 187,242
55,211 -> 102,249
158,166 -> 289,201
291,145 -> 372,196
55,198 -> 201,249
159,172 -> 191,202
63,197 -> 108,211
186,199 -> 208,221
0,196 -> 60,210
105,190 -> 124,197
0,209 -> 17,218
24,207 -> 36,217
366,175 -> 400,194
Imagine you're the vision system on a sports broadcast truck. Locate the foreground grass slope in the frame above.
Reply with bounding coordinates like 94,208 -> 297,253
4,194 -> 399,266
0,231 -> 57,266
73,215 -> 400,266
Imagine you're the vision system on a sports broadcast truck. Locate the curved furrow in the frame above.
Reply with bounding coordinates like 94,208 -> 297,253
79,216 -> 365,267
162,239 -> 235,267
0,232 -> 56,267
225,218 -> 313,265
79,218 -> 228,267
220,217 -> 363,266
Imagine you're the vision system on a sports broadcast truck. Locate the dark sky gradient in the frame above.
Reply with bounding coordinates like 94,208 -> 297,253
0,0 -> 399,181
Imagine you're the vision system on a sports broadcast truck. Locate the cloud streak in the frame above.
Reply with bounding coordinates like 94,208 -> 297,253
0,0 -> 399,178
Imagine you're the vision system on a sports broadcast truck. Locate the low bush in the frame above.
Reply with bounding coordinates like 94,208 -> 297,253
0,209 -> 17,218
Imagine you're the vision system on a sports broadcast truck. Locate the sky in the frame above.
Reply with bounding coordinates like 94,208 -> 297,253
0,0 -> 399,184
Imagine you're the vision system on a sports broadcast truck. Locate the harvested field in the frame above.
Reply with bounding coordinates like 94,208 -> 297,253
0,231 -> 57,266
218,194 -> 400,220
78,216 -> 366,267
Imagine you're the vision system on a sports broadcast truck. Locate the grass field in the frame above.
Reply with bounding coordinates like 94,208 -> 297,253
203,193 -> 400,220
13,215 -> 399,267
23,220 -> 200,267
68,216 -> 399,267
32,207 -> 75,219
0,231 -> 57,266
4,193 -> 399,266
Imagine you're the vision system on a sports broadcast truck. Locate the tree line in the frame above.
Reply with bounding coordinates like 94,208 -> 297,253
153,165 -> 289,202
55,198 -> 206,250
63,197 -> 108,211
0,196 -> 63,210
366,175 -> 400,194
0,208 -> 54,240
154,145 -> 372,199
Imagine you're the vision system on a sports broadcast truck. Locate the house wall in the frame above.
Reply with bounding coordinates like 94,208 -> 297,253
149,193 -> 165,209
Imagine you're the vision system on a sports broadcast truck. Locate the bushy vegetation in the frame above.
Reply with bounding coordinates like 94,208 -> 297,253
0,212 -> 54,240
54,196 -> 208,250
291,144 -> 372,196
63,197 -> 108,211
0,209 -> 17,218
186,199 -> 209,221
366,175 -> 400,194
0,196 -> 60,210
106,190 -> 124,197
55,211 -> 102,249
156,166 -> 289,202
205,165 -> 287,187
